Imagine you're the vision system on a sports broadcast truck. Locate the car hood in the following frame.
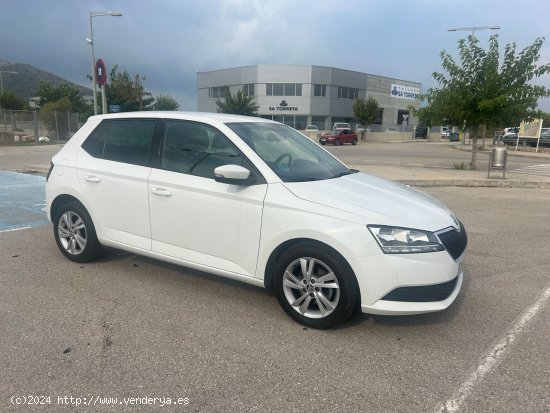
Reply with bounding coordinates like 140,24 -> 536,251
283,172 -> 457,231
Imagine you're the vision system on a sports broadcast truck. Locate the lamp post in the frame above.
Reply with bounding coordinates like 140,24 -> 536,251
447,25 -> 500,36
88,10 -> 122,115
0,70 -> 18,95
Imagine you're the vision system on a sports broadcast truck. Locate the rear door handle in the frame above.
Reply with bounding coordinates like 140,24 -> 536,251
84,175 -> 101,183
151,187 -> 172,197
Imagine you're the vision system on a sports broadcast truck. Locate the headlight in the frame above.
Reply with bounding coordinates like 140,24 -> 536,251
368,225 -> 444,254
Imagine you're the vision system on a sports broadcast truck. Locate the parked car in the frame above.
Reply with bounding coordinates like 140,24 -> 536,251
319,129 -> 358,145
441,127 -> 449,138
503,127 -> 519,136
333,122 -> 351,132
499,131 -> 550,147
46,112 -> 467,329
305,125 -> 319,132
540,128 -> 550,147
500,133 -> 523,146
414,127 -> 428,139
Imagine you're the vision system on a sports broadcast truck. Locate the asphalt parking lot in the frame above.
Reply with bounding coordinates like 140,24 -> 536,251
1,179 -> 549,412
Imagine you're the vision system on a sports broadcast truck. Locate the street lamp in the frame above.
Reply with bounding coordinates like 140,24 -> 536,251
88,10 -> 122,115
447,25 -> 500,36
0,70 -> 18,95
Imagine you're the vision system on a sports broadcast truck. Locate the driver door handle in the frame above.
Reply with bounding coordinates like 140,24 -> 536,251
151,187 -> 172,197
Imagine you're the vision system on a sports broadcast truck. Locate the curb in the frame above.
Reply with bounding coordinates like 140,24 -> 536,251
22,166 -> 50,176
452,145 -> 550,160
395,179 -> 550,188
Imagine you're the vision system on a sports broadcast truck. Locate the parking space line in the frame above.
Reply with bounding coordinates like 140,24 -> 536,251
437,284 -> 550,413
0,226 -> 32,233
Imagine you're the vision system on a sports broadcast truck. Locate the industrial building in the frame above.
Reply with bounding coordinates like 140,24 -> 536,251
197,65 -> 421,131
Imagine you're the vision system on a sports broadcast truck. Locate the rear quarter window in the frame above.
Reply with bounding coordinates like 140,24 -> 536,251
82,119 -> 157,166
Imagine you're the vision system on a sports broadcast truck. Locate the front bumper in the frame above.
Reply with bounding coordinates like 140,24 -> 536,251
361,272 -> 463,315
350,251 -> 464,316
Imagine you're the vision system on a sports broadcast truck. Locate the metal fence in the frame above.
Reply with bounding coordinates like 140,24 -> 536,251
0,109 -> 84,143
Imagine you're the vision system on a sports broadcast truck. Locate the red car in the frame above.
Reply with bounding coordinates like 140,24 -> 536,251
319,129 -> 358,145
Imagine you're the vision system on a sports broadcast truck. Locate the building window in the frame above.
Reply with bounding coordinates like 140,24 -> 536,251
314,84 -> 326,97
242,84 -> 254,96
266,83 -> 302,97
284,84 -> 295,96
211,86 -> 229,99
337,87 -> 359,100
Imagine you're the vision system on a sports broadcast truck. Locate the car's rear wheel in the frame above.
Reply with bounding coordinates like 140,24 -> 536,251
53,201 -> 102,263
273,242 -> 359,329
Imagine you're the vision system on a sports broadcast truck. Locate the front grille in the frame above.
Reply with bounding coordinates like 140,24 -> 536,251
382,276 -> 459,302
438,222 -> 467,261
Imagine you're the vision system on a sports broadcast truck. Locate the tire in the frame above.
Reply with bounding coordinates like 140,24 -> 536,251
352,138 -> 358,145
334,139 -> 341,146
53,201 -> 102,263
273,242 -> 359,329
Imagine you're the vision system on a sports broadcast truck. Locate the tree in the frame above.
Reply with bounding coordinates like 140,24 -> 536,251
154,95 -> 180,111
422,35 -> 550,169
36,81 -> 89,113
106,65 -> 154,112
353,97 -> 379,139
38,96 -> 73,139
216,89 -> 259,116
0,90 -> 26,110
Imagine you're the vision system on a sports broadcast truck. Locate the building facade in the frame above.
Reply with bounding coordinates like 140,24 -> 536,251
197,65 -> 421,131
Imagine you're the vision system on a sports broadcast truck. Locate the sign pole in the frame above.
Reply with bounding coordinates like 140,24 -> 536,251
102,85 -> 107,114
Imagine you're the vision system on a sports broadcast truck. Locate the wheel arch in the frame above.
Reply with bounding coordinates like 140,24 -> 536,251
50,194 -> 87,222
263,238 -> 360,297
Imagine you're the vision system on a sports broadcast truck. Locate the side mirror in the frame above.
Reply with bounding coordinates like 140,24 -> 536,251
214,164 -> 253,185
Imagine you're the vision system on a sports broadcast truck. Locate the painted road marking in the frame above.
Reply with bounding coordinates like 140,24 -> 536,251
0,170 -> 50,231
510,164 -> 550,177
0,226 -> 32,233
437,284 -> 550,413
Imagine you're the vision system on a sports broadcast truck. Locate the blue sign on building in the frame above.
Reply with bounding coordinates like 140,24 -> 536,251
109,105 -> 120,113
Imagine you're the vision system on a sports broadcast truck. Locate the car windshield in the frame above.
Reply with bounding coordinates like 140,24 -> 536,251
226,122 -> 352,182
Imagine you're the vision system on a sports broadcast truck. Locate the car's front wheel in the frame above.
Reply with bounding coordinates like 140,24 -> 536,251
273,243 -> 359,329
352,138 -> 358,145
53,201 -> 102,263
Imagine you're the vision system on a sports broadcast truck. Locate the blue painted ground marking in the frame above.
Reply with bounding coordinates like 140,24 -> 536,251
0,171 -> 50,232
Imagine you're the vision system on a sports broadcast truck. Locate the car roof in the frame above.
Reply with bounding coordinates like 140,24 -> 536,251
87,111 -> 275,124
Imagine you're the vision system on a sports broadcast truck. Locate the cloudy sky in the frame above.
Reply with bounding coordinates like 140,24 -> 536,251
1,0 -> 549,110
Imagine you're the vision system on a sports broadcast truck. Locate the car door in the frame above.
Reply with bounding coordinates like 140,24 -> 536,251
77,119 -> 158,250
148,120 -> 267,277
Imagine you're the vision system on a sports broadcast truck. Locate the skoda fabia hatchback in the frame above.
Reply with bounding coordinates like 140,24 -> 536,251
46,112 -> 467,329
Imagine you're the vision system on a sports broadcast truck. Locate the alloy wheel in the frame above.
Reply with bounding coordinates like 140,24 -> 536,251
57,211 -> 87,255
282,257 -> 340,318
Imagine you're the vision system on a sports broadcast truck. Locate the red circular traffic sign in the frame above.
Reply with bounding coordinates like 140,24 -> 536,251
95,59 -> 107,86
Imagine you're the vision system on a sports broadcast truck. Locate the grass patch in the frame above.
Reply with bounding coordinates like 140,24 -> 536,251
453,162 -> 468,170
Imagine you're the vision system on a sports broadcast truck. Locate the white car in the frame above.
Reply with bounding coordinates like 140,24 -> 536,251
333,122 -> 351,131
46,112 -> 467,329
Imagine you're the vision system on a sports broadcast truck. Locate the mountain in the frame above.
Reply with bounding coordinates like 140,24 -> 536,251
0,59 -> 92,100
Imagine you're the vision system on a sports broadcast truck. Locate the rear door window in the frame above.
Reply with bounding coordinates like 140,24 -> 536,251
103,120 -> 157,166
